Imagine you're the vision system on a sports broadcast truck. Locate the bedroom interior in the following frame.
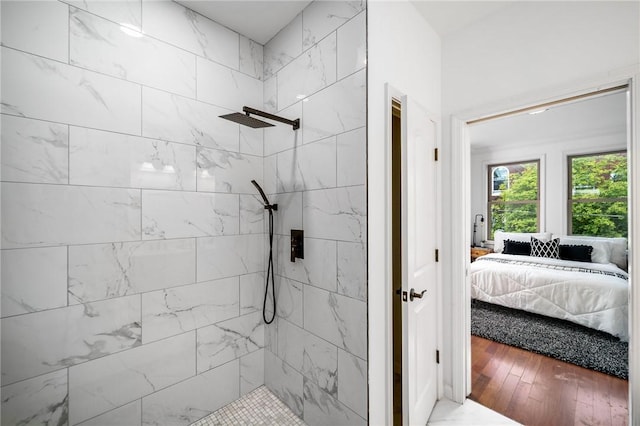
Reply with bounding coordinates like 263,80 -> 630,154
467,88 -> 630,424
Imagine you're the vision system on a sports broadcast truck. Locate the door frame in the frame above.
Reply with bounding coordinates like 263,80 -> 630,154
369,83 -> 443,425
449,72 -> 640,420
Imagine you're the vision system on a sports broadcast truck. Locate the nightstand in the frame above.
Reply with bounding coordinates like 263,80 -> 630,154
470,247 -> 492,262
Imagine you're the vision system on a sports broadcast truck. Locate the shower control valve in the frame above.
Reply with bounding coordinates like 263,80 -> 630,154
291,229 -> 304,262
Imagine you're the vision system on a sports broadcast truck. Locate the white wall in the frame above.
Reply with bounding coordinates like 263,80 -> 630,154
440,0 -> 639,402
368,1 -> 441,424
470,133 -> 627,242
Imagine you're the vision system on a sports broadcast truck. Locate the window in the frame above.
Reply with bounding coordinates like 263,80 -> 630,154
568,151 -> 627,237
487,160 -> 540,239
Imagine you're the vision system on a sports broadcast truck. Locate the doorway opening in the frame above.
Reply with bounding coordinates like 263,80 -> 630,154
391,98 -> 403,426
464,86 -> 631,424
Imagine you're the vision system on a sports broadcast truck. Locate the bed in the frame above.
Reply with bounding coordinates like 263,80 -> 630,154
470,232 -> 629,341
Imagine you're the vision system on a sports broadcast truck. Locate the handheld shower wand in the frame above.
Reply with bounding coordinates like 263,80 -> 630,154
251,180 -> 277,324
251,180 -> 277,211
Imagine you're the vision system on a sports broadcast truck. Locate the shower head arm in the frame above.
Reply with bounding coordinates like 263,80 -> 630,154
243,106 -> 300,130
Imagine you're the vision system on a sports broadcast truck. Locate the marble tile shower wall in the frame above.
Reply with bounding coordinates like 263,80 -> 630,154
261,2 -> 368,425
1,1 -> 267,425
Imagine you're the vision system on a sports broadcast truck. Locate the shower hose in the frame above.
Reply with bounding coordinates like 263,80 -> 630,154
263,208 -> 276,324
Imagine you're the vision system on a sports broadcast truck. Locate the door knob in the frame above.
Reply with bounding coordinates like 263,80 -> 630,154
409,288 -> 426,301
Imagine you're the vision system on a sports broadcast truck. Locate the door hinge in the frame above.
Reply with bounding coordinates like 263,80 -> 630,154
435,249 -> 439,262
436,350 -> 440,364
434,148 -> 439,161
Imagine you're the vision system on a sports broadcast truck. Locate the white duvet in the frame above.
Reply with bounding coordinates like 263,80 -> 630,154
470,253 -> 629,341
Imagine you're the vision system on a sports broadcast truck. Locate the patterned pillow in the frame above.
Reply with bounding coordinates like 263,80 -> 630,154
531,237 -> 560,259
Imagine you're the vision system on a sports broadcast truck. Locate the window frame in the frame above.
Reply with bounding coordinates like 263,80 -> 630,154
486,159 -> 541,240
567,150 -> 627,236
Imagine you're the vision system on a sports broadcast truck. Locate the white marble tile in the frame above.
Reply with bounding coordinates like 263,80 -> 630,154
336,127 -> 366,187
337,241 -> 366,301
197,234 -> 264,282
0,369 -> 67,426
265,350 -> 304,417
276,277 -> 303,327
142,277 -> 239,343
303,186 -> 366,243
197,57 -> 262,112
277,136 -> 337,192
70,127 -> 197,191
264,76 -> 278,113
240,125 -> 264,156
142,360 -> 239,426
303,285 -> 366,360
277,238 -> 337,292
142,360 -> 240,426
1,47 -> 141,135
240,348 -> 265,395
142,190 -> 238,239
197,147 -> 262,193
142,87 -> 239,152
69,239 -> 195,304
1,247 -> 67,317
142,0 -> 239,68
70,8 -> 196,97
302,1 -> 365,50
264,154 -> 278,195
277,319 -> 338,397
336,11 -> 366,80
274,192 -> 303,236
302,69 -> 366,144
196,312 -> 264,373
264,102 -> 303,155
1,183 -> 141,249
65,0 -> 142,28
427,399 -> 522,425
1,1 -> 69,62
240,272 -> 264,315
265,318 -> 278,354
68,331 -> 195,425
337,349 -> 367,419
240,195 -> 264,235
2,295 -> 141,385
1,114 -> 68,184
240,36 -> 264,80
278,33 -> 337,110
264,13 -> 303,79
78,400 -> 142,426
303,378 -> 366,426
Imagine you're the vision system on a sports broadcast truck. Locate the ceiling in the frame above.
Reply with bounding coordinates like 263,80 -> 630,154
176,0 -> 512,45
175,1 -> 312,44
469,90 -> 628,151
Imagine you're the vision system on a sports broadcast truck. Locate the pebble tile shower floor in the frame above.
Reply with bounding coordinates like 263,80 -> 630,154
190,386 -> 307,426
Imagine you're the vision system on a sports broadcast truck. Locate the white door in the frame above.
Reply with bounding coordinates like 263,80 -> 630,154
402,97 -> 438,425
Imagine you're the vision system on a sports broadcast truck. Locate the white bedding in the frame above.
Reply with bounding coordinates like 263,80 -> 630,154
470,253 -> 629,341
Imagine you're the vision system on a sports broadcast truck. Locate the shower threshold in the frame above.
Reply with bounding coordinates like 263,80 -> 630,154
190,385 -> 307,426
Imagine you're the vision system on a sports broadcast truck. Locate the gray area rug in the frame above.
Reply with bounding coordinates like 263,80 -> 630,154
471,299 -> 628,379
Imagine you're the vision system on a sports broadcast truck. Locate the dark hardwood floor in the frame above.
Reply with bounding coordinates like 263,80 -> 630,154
469,335 -> 628,426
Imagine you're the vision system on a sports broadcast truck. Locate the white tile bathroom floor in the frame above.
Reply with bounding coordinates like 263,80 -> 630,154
190,385 -> 306,426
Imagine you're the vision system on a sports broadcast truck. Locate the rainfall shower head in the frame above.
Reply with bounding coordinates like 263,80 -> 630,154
219,112 -> 275,129
251,180 -> 277,211
220,106 -> 300,130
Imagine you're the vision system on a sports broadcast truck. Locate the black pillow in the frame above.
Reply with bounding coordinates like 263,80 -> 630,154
559,244 -> 593,263
503,239 -> 531,256
531,237 -> 560,259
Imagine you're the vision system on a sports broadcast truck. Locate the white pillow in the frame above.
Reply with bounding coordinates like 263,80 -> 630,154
493,231 -> 551,253
554,235 -> 613,264
553,234 -> 627,269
